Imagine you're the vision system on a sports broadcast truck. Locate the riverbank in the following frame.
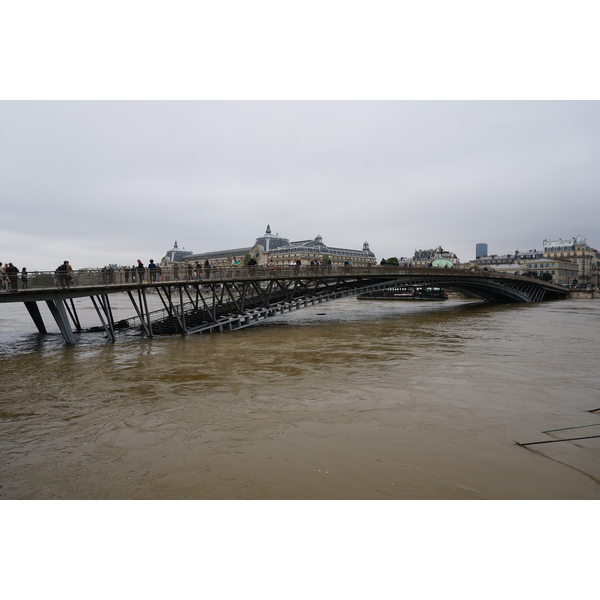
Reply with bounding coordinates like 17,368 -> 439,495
448,290 -> 599,300
568,290 -> 598,299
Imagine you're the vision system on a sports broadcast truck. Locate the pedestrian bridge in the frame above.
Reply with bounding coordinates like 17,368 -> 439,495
0,265 -> 569,344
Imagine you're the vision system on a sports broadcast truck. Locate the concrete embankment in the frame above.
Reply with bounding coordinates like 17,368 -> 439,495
568,290 -> 598,299
448,290 -> 598,300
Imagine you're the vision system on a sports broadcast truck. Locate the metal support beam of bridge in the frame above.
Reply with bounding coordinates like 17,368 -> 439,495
45,297 -> 76,345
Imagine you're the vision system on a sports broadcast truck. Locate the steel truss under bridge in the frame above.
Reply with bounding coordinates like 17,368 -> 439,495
387,273 -> 561,303
124,267 -> 568,337
125,275 -> 403,335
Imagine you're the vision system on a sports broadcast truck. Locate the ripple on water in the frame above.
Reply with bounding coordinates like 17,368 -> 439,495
1,297 -> 599,499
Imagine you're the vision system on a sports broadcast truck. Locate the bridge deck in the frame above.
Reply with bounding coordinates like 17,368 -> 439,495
0,265 -> 569,299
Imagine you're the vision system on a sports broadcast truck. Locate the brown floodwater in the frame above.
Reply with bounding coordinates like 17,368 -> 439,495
1,294 -> 599,499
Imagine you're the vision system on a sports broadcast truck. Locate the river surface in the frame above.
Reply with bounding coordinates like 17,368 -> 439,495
1,294 -> 599,499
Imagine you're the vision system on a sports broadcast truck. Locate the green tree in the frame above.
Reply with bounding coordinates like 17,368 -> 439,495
385,257 -> 399,265
539,271 -> 553,282
243,253 -> 253,266
322,254 -> 331,265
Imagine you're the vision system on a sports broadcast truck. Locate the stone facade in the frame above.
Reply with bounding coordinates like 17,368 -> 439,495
412,247 -> 459,267
181,225 -> 377,268
518,258 -> 576,286
468,237 -> 599,287
542,236 -> 599,287
473,254 -> 516,267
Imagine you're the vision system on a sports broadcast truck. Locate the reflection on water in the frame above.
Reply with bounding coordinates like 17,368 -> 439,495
1,294 -> 599,499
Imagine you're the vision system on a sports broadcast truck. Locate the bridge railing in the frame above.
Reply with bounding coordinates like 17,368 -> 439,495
0,264 -> 558,293
1,265 -> 393,291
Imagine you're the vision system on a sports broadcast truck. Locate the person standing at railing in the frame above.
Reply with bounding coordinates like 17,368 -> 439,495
21,267 -> 28,289
155,263 -> 162,282
56,261 -> 69,288
204,259 -> 211,279
124,265 -> 130,283
173,263 -> 179,281
131,265 -> 137,283
148,259 -> 157,282
187,263 -> 193,280
137,260 -> 145,282
65,260 -> 74,286
6,263 -> 19,291
231,257 -> 239,279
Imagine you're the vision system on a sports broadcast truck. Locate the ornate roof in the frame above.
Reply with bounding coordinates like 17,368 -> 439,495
254,224 -> 291,252
182,225 -> 376,262
543,236 -> 587,251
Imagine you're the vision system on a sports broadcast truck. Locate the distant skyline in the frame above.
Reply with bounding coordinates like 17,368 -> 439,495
1,101 -> 599,271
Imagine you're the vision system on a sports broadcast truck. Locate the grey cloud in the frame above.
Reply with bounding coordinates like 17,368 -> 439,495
1,101 -> 599,270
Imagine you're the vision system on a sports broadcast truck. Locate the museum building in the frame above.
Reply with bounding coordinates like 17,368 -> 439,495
176,225 -> 377,267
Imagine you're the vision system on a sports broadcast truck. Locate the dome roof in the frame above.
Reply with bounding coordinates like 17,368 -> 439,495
432,258 -> 453,268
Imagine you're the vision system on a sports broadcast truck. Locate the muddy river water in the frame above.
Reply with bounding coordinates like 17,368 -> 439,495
1,294 -> 599,499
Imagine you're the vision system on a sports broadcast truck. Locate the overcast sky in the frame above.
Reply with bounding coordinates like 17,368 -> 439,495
2,4 -> 600,271
1,100 -> 599,270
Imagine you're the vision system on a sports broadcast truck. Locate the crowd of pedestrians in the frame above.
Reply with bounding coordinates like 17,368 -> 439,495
0,256 -> 358,293
1,261 -> 28,292
1,256 -> 377,293
55,260 -> 74,288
